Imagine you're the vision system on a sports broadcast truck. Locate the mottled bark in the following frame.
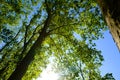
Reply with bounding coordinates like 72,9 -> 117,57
97,0 -> 120,51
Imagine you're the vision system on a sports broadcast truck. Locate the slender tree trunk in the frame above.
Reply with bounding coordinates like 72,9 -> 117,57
9,35 -> 43,80
97,0 -> 120,51
8,1 -> 51,79
8,13 -> 51,80
8,29 -> 46,80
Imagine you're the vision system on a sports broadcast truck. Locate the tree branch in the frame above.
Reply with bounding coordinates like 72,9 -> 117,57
79,61 -> 85,80
0,29 -> 21,53
47,22 -> 79,34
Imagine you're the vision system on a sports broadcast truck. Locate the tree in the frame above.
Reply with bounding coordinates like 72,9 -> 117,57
97,0 -> 120,51
102,73 -> 115,80
0,0 -> 114,80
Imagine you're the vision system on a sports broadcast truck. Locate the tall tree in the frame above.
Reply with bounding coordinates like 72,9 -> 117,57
97,0 -> 120,51
0,0 -> 114,80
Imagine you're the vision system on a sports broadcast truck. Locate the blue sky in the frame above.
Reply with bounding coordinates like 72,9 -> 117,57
95,30 -> 120,79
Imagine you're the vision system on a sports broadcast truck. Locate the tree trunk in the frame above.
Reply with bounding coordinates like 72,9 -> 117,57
97,0 -> 120,51
7,1 -> 51,79
8,32 -> 46,80
7,14 -> 51,80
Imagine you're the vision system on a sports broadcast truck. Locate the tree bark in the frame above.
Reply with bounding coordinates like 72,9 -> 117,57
7,1 -> 52,79
7,13 -> 51,80
8,28 -> 46,80
97,0 -> 120,51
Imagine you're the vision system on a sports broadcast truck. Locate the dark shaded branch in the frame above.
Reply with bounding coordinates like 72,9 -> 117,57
79,61 -> 85,80
0,37 -> 24,65
0,29 -> 21,53
48,22 -> 79,34
19,25 -> 41,61
8,2 -> 52,79
24,23 -> 28,46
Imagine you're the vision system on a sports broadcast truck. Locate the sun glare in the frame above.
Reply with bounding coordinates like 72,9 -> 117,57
37,63 -> 59,80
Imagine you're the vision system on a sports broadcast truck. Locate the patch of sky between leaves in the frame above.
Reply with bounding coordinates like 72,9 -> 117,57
73,32 -> 82,41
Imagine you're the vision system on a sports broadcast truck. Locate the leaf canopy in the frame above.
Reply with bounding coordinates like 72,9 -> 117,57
0,0 -> 114,80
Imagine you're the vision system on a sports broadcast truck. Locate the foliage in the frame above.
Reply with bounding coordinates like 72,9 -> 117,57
102,73 -> 115,80
0,0 -> 114,80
